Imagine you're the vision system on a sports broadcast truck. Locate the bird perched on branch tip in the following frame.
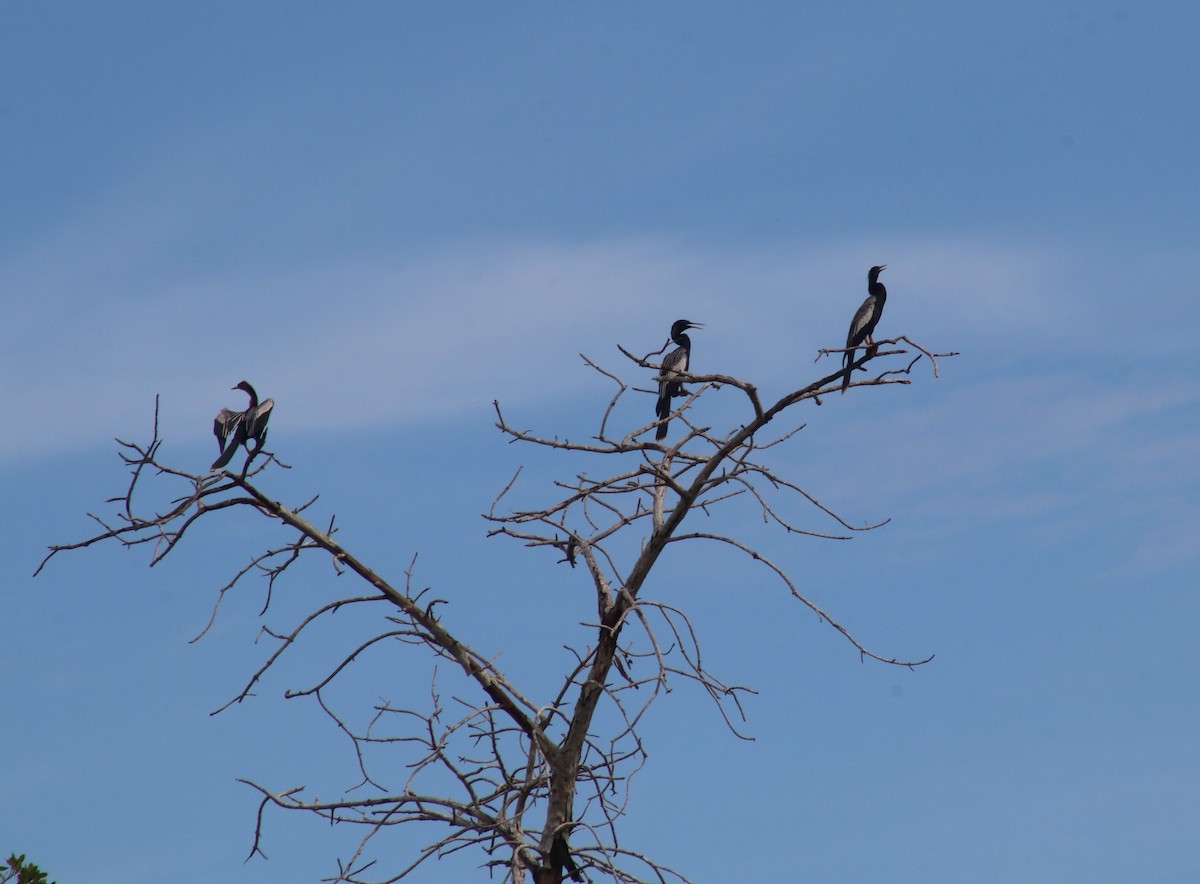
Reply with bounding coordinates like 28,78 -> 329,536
841,265 -> 888,394
212,380 -> 275,470
655,319 -> 702,441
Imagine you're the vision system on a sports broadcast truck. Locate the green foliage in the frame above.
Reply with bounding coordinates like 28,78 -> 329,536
2,855 -> 55,884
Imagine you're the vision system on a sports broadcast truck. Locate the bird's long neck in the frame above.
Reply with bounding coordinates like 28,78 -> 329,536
243,385 -> 259,409
674,332 -> 692,352
870,282 -> 887,304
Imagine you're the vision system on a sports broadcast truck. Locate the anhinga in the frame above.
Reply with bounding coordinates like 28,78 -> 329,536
211,380 -> 275,470
655,319 -> 702,441
548,831 -> 583,882
841,265 -> 888,394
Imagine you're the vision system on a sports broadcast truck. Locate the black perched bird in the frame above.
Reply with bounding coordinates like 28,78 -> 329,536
212,380 -> 275,470
549,831 -> 583,883
655,319 -> 702,441
841,265 -> 888,394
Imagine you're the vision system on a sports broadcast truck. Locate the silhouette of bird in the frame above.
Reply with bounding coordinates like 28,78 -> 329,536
212,380 -> 275,470
549,831 -> 583,883
841,265 -> 888,394
655,319 -> 702,441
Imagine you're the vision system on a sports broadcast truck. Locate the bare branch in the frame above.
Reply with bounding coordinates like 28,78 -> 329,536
43,331 -> 951,883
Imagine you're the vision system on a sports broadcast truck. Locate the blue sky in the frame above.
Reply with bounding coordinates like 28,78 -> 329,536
3,2 -> 1198,882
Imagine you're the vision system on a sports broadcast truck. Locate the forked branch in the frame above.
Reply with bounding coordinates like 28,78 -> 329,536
42,330 -> 952,883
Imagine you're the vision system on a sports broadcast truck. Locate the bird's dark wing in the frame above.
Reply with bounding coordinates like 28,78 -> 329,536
846,294 -> 878,349
655,346 -> 691,440
841,295 -> 877,393
246,398 -> 275,445
658,346 -> 689,398
656,346 -> 688,413
662,345 -> 689,376
213,408 -> 243,452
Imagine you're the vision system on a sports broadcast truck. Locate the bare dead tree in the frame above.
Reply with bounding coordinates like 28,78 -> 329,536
38,333 -> 954,884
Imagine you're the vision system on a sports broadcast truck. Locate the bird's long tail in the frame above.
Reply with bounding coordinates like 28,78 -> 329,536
550,833 -> 583,883
211,425 -> 248,470
655,391 -> 671,440
840,348 -> 855,394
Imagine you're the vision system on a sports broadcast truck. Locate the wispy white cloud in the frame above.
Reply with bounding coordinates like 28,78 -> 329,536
2,172 -> 1189,481
790,367 -> 1200,576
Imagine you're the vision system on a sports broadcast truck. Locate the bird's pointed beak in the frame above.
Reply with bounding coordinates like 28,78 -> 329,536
689,321 -> 704,330
879,265 -> 887,272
